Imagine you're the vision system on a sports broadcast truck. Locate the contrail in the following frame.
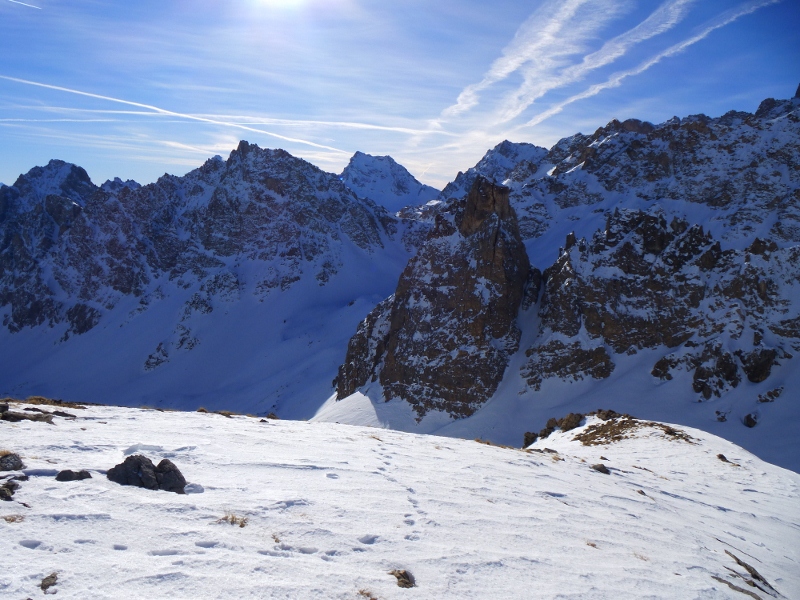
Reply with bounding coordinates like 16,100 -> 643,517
6,0 -> 41,8
521,0 -> 781,129
14,106 -> 456,137
0,75 -> 350,154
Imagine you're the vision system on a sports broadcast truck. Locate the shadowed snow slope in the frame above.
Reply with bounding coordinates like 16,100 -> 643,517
1,401 -> 798,599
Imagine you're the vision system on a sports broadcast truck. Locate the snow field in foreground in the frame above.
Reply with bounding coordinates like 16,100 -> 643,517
1,403 -> 798,599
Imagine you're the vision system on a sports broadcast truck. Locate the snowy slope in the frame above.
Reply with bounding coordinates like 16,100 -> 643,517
341,152 -> 440,213
1,401 -> 798,599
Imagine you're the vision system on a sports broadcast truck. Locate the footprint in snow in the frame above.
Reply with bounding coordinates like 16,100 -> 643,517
113,544 -> 128,551
358,534 -> 379,545
326,473 -> 339,479
19,539 -> 43,549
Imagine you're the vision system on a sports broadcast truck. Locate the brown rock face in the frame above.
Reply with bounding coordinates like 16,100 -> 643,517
337,177 -> 531,418
523,208 -> 798,399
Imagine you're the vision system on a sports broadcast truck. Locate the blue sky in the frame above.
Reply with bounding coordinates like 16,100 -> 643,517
1,0 -> 797,189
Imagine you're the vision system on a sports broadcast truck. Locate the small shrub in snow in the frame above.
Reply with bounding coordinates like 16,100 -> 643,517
389,569 -> 416,588
2,514 -> 24,523
217,511 -> 248,527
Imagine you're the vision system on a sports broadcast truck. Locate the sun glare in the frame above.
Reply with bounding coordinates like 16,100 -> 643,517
254,0 -> 306,8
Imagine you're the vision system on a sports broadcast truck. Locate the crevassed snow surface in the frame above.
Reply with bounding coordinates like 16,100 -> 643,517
1,403 -> 798,599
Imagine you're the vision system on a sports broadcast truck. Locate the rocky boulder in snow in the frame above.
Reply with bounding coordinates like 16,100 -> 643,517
107,455 -> 187,494
56,469 -> 92,482
0,452 -> 25,471
337,176 -> 532,418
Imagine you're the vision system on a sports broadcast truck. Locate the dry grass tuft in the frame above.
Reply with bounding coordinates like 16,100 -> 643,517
17,396 -> 88,409
215,410 -> 238,418
0,449 -> 12,458
474,438 -> 514,450
586,541 -> 598,549
357,590 -> 379,600
2,514 -> 24,523
217,511 -> 248,528
573,417 -> 695,446
196,407 -> 209,413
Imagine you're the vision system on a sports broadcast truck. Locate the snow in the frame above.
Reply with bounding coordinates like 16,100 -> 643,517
341,152 -> 440,213
1,402 -> 798,599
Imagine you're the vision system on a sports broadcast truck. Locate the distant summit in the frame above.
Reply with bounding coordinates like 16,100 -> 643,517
340,151 -> 440,213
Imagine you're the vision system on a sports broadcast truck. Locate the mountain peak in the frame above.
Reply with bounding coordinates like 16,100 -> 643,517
341,151 -> 440,212
12,159 -> 96,204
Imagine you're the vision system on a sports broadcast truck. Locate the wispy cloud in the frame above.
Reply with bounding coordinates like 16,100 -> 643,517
495,0 -> 697,123
0,75 -> 351,155
6,0 -> 40,8
441,0 -> 631,119
521,0 -> 782,128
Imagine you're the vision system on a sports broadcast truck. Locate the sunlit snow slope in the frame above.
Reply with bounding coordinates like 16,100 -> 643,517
1,401 -> 798,599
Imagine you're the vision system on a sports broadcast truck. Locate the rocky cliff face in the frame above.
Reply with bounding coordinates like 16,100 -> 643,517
523,209 -> 799,400
337,89 -> 800,441
337,176 -> 532,418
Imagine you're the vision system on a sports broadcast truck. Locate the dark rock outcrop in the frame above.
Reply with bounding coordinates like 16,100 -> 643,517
523,209 -> 797,398
0,452 -> 25,471
0,481 -> 18,500
107,455 -> 186,494
1,410 -> 54,424
56,469 -> 92,482
337,176 -> 531,418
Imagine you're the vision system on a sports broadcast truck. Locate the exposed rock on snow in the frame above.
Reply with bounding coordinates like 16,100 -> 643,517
55,469 -> 92,482
107,455 -> 186,494
337,176 -> 531,418
0,452 -> 25,471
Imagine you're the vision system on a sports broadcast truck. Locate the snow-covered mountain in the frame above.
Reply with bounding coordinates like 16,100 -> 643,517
340,151 -> 440,213
330,88 -> 800,472
2,88 -> 800,473
0,142 -> 413,418
1,399 -> 798,598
